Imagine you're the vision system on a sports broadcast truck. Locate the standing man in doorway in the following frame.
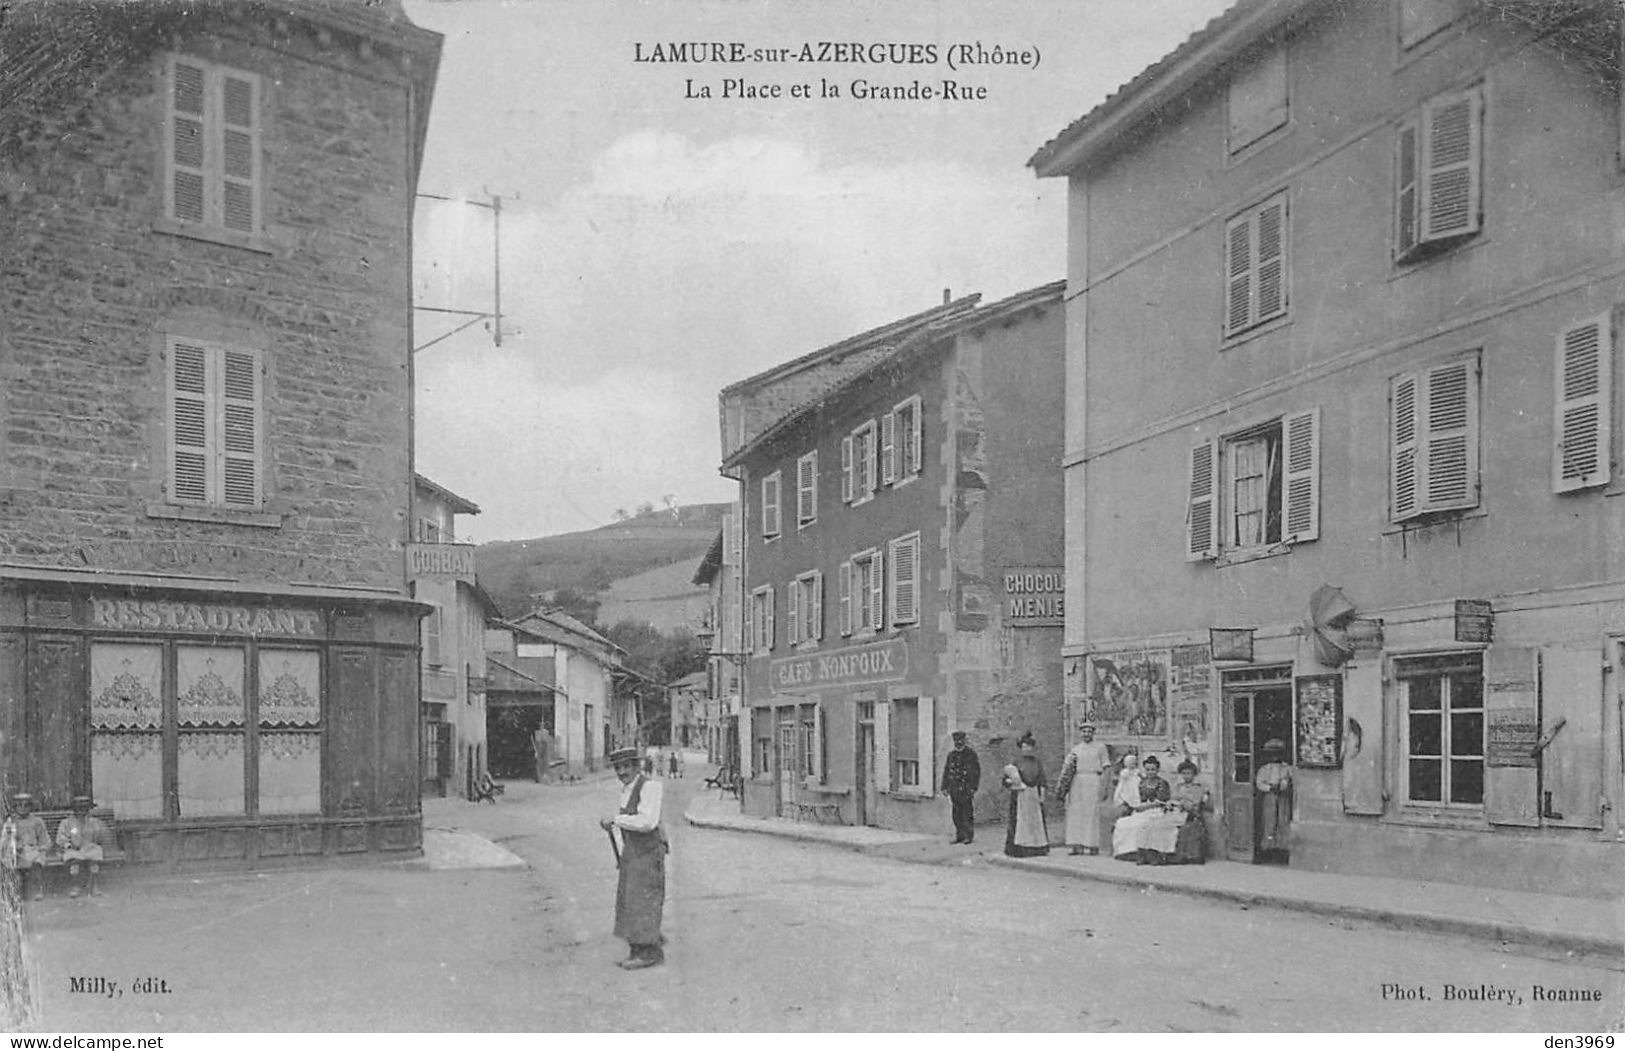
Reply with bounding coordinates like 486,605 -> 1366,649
941,731 -> 982,845
600,746 -> 668,969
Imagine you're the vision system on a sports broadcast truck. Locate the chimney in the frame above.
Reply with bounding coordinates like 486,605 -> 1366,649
942,288 -> 951,304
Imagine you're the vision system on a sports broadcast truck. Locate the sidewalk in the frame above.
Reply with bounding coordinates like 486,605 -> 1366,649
685,791 -> 1624,963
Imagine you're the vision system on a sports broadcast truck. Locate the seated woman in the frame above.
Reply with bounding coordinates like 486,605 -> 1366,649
1110,755 -> 1183,865
1170,760 -> 1210,865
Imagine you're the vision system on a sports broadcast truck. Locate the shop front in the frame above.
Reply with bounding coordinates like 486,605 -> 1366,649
0,568 -> 426,867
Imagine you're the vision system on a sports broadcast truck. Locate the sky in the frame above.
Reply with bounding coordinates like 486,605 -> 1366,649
404,0 -> 1236,542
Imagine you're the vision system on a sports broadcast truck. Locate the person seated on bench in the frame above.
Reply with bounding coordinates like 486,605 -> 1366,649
2,793 -> 51,902
57,796 -> 110,898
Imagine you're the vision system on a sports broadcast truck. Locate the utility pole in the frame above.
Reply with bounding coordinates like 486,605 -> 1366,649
413,190 -> 508,353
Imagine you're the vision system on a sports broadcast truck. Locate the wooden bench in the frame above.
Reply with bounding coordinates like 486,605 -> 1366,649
791,784 -> 851,825
36,808 -> 125,868
703,767 -> 742,800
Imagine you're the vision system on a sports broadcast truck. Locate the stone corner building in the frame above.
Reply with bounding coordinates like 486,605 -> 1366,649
0,1 -> 442,866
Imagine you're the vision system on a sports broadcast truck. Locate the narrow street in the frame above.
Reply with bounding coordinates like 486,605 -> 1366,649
27,772 -> 1622,1032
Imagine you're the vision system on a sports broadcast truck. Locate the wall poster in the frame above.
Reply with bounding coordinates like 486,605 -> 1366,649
1085,649 -> 1170,738
1295,674 -> 1342,768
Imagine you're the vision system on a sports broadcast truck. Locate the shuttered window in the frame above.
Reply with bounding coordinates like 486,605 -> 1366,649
845,420 -> 878,504
1187,408 -> 1318,561
791,571 -> 823,646
851,549 -> 883,634
795,451 -> 818,526
1391,356 -> 1480,522
1553,315 -> 1612,493
165,56 -> 262,237
761,471 -> 781,539
888,532 -> 920,627
1227,44 -> 1287,153
1223,192 -> 1289,338
891,395 -> 923,482
1395,86 -> 1482,262
749,586 -> 775,653
166,337 -> 263,509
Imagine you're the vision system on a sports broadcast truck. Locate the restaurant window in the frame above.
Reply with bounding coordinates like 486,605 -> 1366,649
1397,654 -> 1484,807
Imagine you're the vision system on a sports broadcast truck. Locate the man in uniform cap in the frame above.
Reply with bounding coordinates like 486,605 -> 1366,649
1,794 -> 50,901
600,746 -> 668,969
940,731 -> 981,845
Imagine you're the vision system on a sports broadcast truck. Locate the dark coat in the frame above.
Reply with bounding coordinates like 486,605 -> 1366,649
941,745 -> 981,799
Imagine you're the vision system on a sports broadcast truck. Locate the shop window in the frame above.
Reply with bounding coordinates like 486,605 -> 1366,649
163,55 -> 263,241
1395,86 -> 1482,263
842,420 -> 878,504
1391,355 -> 1479,521
257,648 -> 322,814
801,705 -> 824,784
1186,408 -> 1319,560
89,643 -> 164,820
796,451 -> 818,527
1228,44 -> 1288,153
166,337 -> 263,509
1397,654 -> 1484,806
177,645 -> 246,816
760,471 -> 781,539
1223,192 -> 1289,337
888,696 -> 934,796
753,731 -> 772,779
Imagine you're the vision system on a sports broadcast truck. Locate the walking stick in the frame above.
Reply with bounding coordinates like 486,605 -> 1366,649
605,825 -> 621,865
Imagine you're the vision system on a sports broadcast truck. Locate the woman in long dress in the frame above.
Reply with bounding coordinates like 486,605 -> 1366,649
1002,733 -> 1049,857
1170,759 -> 1210,864
1057,721 -> 1110,855
1111,754 -> 1182,864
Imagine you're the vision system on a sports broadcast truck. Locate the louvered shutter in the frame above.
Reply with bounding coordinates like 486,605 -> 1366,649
1224,214 -> 1252,336
1422,88 -> 1481,242
916,696 -> 934,796
841,435 -> 854,502
1282,408 -> 1319,543
1340,661 -> 1384,815
1255,197 -> 1286,322
219,72 -> 259,233
874,701 -> 891,792
1484,647 -> 1539,827
1554,316 -> 1611,492
761,474 -> 780,536
881,412 -> 897,485
863,426 -> 878,497
811,570 -> 824,640
811,704 -> 824,783
786,579 -> 800,646
907,398 -> 924,474
1395,119 -> 1420,258
869,549 -> 885,630
1542,645 -> 1604,829
221,349 -> 260,506
838,561 -> 852,636
1185,439 -> 1219,560
890,535 -> 919,625
1391,373 -> 1420,521
168,59 -> 207,224
1423,358 -> 1477,511
746,589 -> 758,651
797,453 -> 817,524
765,585 -> 775,650
169,340 -> 211,504
739,707 -> 753,778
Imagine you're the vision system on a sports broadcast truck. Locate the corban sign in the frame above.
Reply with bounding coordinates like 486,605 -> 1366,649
770,638 -> 908,691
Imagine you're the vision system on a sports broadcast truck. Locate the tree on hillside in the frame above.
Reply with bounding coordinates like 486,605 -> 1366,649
604,619 -> 706,684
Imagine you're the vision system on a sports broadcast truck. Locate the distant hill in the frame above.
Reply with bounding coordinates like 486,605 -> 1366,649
475,503 -> 729,620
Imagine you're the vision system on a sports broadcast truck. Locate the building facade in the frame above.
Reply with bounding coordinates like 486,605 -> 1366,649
694,510 -> 744,767
723,283 -> 1067,833
498,610 -> 626,776
1032,0 -> 1623,895
410,474 -> 494,799
0,1 -> 441,865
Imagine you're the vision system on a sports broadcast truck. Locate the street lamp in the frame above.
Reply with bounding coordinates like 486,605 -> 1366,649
693,626 -> 748,666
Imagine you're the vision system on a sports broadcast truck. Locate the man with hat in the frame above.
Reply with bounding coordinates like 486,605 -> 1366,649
600,746 -> 668,969
940,730 -> 981,845
1,794 -> 51,901
57,796 -> 110,897
1254,739 -> 1294,862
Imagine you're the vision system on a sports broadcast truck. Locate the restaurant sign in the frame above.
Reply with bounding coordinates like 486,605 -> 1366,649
1002,567 -> 1064,627
770,638 -> 908,691
89,597 -> 321,637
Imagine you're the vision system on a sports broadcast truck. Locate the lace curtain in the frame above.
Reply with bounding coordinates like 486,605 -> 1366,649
90,642 -> 162,730
258,649 -> 320,727
177,732 -> 245,816
89,732 -> 164,819
177,646 -> 245,727
258,732 -> 321,814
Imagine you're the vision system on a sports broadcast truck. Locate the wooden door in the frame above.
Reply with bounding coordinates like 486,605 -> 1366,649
1223,692 -> 1256,861
856,722 -> 876,826
777,721 -> 796,813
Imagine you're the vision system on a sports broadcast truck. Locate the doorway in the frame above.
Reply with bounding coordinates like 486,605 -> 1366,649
777,720 -> 797,815
1222,668 -> 1294,863
856,701 -> 877,826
